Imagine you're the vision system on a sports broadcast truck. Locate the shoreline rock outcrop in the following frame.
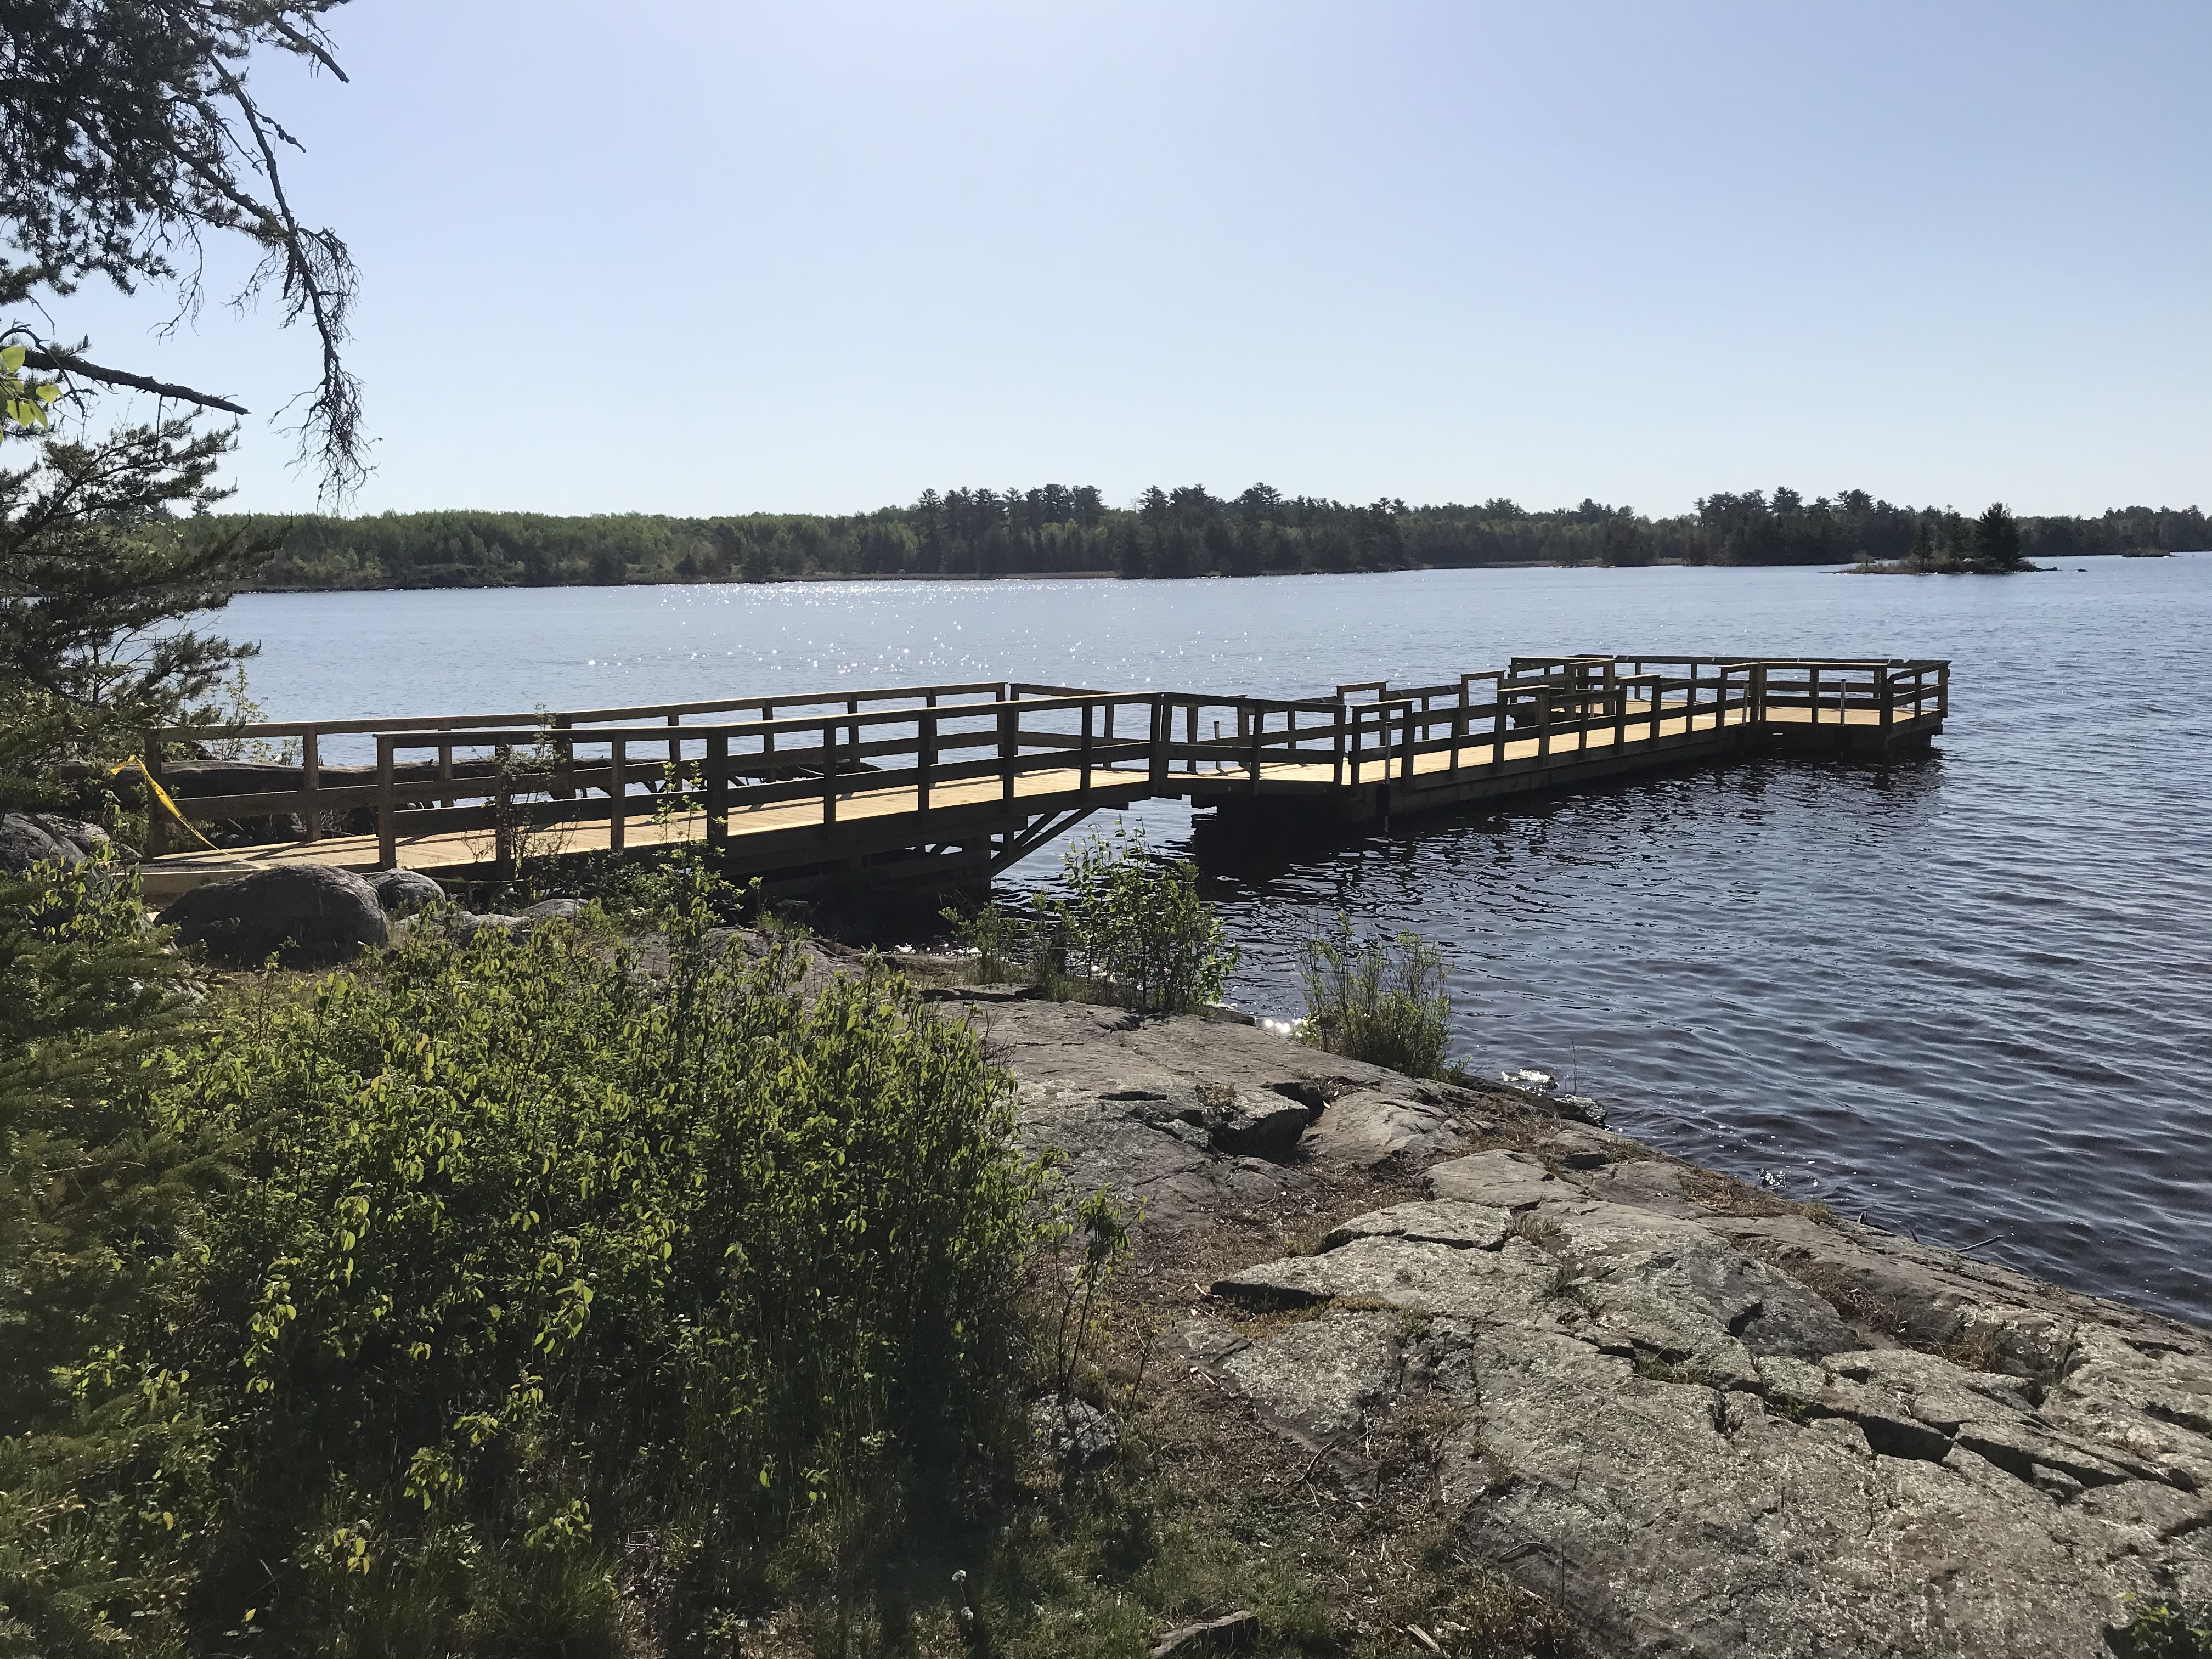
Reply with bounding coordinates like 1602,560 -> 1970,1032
960,989 -> 2212,1658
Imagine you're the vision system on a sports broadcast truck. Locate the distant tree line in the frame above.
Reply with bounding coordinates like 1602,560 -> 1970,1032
197,487 -> 2209,590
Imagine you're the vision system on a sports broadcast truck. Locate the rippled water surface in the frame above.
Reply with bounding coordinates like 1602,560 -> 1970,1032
227,559 -> 2212,1323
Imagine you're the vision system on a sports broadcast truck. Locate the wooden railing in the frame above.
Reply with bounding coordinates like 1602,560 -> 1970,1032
1514,655 -> 1950,727
1156,661 -> 1761,793
140,680 -> 1019,857
140,656 -> 1949,866
360,689 -> 1163,873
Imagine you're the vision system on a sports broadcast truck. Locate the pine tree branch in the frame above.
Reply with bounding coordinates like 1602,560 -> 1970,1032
18,349 -> 249,416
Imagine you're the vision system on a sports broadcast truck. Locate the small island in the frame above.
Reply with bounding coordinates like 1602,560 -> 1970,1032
1848,501 -> 2041,574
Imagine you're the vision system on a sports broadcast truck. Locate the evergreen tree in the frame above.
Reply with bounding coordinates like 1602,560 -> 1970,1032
1974,501 -> 2027,571
0,419 -> 273,809
2,2 -> 361,810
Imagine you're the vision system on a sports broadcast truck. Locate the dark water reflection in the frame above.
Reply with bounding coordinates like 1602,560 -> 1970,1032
227,556 -> 2212,1323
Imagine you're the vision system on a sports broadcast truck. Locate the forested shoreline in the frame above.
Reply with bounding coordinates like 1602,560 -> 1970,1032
208,486 -> 2210,591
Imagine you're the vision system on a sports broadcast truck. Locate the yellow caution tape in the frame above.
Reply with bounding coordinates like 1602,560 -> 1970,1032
109,757 -> 224,853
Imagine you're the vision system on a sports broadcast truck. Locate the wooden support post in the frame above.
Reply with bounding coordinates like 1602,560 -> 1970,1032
142,732 -> 168,859
1332,703 -> 1346,788
1809,665 -> 1822,726
1184,702 -> 1198,767
1398,703 -> 1414,783
1081,701 -> 1095,797
438,729 -> 454,806
706,732 -> 727,849
918,709 -> 935,814
1938,662 -> 1949,720
822,723 -> 838,831
1149,696 -> 1169,791
1349,707 -> 1363,787
300,731 -> 321,843
1537,688 -> 1552,763
608,737 -> 627,851
666,713 -> 682,788
1752,662 -> 1768,726
1000,706 -> 1016,808
552,714 -> 574,799
492,744 -> 515,878
375,735 -> 398,871
1613,686 -> 1626,752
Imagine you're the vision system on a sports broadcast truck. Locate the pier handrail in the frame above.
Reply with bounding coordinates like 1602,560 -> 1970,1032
138,679 -> 1070,856
150,678 -> 1019,743
356,689 -> 1165,873
135,654 -> 1949,872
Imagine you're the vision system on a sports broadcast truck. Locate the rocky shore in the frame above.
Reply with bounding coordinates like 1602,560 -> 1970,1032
14,823 -> 2204,1654
962,988 -> 2212,1657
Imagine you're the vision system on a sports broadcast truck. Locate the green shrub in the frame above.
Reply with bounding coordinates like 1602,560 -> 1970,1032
1296,913 -> 1453,1077
1043,824 -> 1234,1014
2116,1599 -> 2212,1659
941,897 -> 1036,983
1,858 -> 225,1659
3,873 -> 1036,1656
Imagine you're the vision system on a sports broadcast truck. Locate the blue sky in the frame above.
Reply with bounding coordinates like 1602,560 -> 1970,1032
52,1 -> 2212,518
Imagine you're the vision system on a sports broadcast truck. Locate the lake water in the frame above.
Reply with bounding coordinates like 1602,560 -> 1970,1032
223,559 -> 2212,1325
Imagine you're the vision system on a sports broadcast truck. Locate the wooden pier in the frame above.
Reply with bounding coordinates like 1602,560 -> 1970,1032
134,654 -> 1948,904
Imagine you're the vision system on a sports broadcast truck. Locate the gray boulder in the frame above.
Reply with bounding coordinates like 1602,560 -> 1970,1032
368,868 -> 445,916
1031,1393 -> 1121,1472
160,865 -> 389,965
1,812 -> 88,873
30,814 -> 117,859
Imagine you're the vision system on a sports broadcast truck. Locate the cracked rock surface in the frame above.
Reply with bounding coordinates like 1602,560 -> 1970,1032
973,995 -> 1483,1231
970,992 -> 2212,1658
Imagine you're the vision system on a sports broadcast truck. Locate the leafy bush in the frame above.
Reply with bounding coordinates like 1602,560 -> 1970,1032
941,897 -> 1038,983
0,858 -> 224,1658
1296,913 -> 1453,1077
2,870 -> 1036,1656
1043,824 -> 1234,1014
2115,1599 -> 2212,1659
